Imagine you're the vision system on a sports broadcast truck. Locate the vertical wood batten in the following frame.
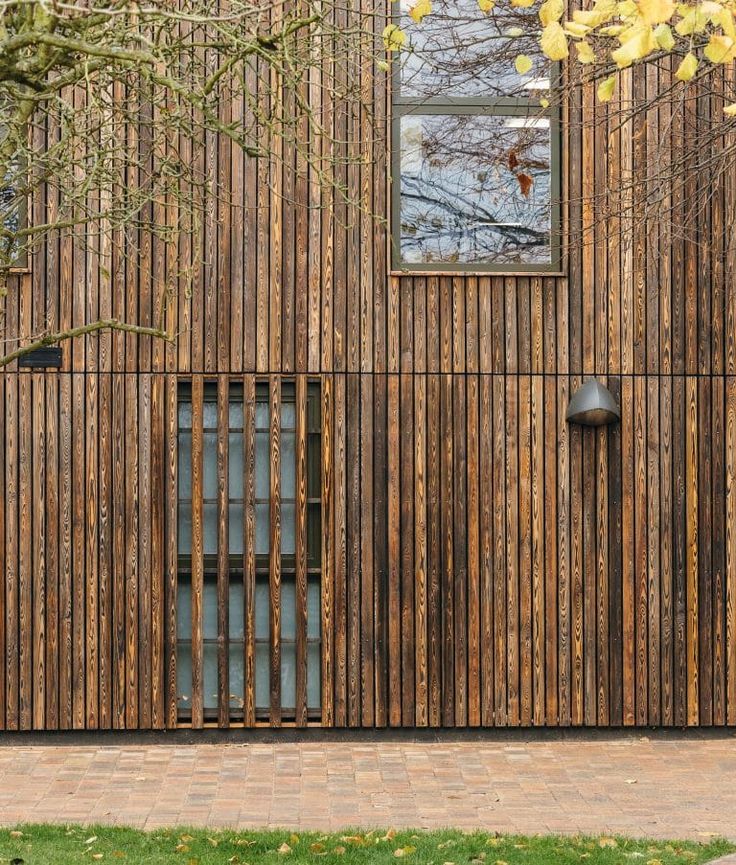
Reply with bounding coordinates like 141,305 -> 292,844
269,375 -> 282,726
321,375 -> 334,726
165,374 -> 178,729
295,375 -> 309,727
190,376 -> 204,729
244,374 -> 257,727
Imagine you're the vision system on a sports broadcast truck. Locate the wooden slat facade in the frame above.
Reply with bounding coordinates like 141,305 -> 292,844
2,62 -> 736,729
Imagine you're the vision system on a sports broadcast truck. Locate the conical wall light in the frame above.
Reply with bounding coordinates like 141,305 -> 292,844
565,379 -> 620,427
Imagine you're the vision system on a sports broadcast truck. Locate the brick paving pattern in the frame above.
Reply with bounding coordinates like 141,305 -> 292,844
0,737 -> 734,839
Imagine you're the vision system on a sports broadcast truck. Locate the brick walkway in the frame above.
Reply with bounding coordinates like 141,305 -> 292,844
0,735 -> 735,839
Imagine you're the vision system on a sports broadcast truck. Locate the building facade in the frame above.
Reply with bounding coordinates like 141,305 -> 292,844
1,6 -> 736,731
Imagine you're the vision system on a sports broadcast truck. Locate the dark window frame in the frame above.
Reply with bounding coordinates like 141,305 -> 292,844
391,38 -> 562,274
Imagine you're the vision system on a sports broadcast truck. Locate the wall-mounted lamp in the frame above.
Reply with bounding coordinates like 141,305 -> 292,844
566,379 -> 620,427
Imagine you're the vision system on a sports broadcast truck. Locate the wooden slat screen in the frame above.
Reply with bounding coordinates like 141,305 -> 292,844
175,374 -> 323,726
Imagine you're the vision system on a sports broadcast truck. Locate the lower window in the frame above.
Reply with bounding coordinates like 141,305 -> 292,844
176,378 -> 322,723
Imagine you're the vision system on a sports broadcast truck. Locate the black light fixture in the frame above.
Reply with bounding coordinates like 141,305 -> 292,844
565,379 -> 620,427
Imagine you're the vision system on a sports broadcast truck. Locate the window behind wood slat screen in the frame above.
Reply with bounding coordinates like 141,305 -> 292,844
176,377 -> 322,725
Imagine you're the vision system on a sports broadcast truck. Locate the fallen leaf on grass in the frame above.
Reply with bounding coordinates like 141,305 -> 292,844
278,843 -> 292,855
599,839 -> 618,849
10,832 -> 24,839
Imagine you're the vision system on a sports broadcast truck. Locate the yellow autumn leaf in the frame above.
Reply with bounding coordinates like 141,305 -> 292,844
478,0 -> 495,10
576,40 -> 596,61
382,24 -> 406,51
572,8 -> 611,26
599,23 -> 626,35
636,0 -> 675,24
511,0 -> 535,7
700,0 -> 724,19
409,0 -> 432,23
675,6 -> 708,34
597,74 -> 617,101
565,21 -> 593,36
724,102 -> 736,115
515,54 -> 534,73
539,0 -> 564,25
611,25 -> 657,67
540,21 -> 569,59
540,96 -> 550,107
704,33 -> 736,62
598,839 -> 618,849
506,25 -> 525,35
572,0 -> 617,25
675,51 -> 698,79
278,843 -> 292,855
718,6 -> 736,37
654,22 -> 675,48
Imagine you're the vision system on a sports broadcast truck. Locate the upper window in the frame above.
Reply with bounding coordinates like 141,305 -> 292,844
392,0 -> 560,271
0,118 -> 27,269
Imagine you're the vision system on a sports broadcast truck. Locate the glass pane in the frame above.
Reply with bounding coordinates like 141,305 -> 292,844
281,431 -> 296,499
178,401 -> 192,430
229,643 -> 245,710
281,503 -> 295,556
255,401 -> 269,430
178,432 -> 192,499
281,401 -> 295,430
281,579 -> 296,641
307,580 -> 321,640
229,503 -> 244,555
178,503 -> 192,556
203,432 -> 218,499
256,503 -> 269,555
203,502 -> 217,556
255,643 -> 269,710
399,114 -> 551,265
255,433 -> 269,499
281,643 -> 296,710
307,391 -> 320,433
399,0 -> 546,99
307,502 -> 321,566
307,434 -> 321,499
203,643 -> 218,710
229,401 -> 244,429
307,643 -> 321,709
203,578 -> 218,640
177,579 -> 192,640
176,642 -> 192,709
255,580 -> 270,640
229,580 -> 244,640
203,400 -> 217,429
229,432 -> 244,499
